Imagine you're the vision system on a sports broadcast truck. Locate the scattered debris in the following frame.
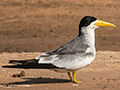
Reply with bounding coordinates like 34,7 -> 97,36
12,71 -> 25,77
38,77 -> 42,79
3,84 -> 15,88
61,75 -> 63,77
106,77 -> 120,83
101,85 -> 107,89
110,56 -> 112,58
93,78 -> 96,80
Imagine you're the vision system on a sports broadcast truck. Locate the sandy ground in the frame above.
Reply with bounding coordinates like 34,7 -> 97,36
0,0 -> 120,52
0,51 -> 120,90
0,0 -> 120,90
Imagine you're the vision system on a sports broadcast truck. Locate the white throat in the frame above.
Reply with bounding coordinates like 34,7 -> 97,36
80,21 -> 99,54
81,27 -> 95,47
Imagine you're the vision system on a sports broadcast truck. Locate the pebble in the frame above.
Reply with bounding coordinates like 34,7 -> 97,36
73,84 -> 78,86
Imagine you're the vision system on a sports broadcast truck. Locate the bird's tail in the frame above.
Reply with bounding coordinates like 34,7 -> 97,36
2,59 -> 57,69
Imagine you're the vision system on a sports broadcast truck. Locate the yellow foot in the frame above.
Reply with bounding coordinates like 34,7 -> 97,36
67,71 -> 82,83
72,80 -> 82,83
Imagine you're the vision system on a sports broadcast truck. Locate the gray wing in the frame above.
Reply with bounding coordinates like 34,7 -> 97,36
35,36 -> 89,69
51,36 -> 89,54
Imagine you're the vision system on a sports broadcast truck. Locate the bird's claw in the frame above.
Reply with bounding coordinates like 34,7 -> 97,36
72,80 -> 82,83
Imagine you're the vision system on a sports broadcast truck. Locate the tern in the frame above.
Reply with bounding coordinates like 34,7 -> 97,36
2,16 -> 116,83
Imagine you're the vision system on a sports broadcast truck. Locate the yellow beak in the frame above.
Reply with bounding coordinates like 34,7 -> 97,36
94,20 -> 116,27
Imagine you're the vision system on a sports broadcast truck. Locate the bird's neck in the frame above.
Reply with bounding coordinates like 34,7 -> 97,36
79,27 -> 96,52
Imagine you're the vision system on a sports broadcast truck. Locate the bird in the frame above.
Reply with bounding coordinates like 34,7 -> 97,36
2,16 -> 116,83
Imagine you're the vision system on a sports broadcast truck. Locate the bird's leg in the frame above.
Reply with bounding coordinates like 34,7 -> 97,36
72,71 -> 82,83
68,72 -> 82,83
67,72 -> 73,81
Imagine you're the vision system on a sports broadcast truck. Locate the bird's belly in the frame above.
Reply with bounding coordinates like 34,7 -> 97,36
71,56 -> 95,70
50,55 -> 95,73
79,56 -> 95,68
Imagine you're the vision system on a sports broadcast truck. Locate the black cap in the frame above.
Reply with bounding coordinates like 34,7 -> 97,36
79,16 -> 97,28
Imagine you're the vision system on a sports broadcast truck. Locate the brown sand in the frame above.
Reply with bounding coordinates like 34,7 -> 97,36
0,51 -> 120,90
0,0 -> 120,90
0,0 -> 120,52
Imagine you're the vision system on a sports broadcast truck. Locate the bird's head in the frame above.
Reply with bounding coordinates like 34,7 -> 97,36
79,16 -> 116,35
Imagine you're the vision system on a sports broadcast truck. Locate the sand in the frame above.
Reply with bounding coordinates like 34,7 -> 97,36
0,0 -> 120,52
0,51 -> 120,90
0,0 -> 120,90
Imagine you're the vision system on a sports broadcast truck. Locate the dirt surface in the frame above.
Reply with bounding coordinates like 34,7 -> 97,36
0,0 -> 120,52
0,51 -> 120,90
0,0 -> 120,90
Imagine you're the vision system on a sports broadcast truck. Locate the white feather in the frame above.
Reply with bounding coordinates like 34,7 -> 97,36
38,54 -> 59,64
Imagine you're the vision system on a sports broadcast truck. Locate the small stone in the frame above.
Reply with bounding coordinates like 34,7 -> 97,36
61,75 -> 63,77
102,86 -> 107,89
50,30 -> 53,32
38,77 -> 42,79
93,78 -> 96,80
110,56 -> 112,58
